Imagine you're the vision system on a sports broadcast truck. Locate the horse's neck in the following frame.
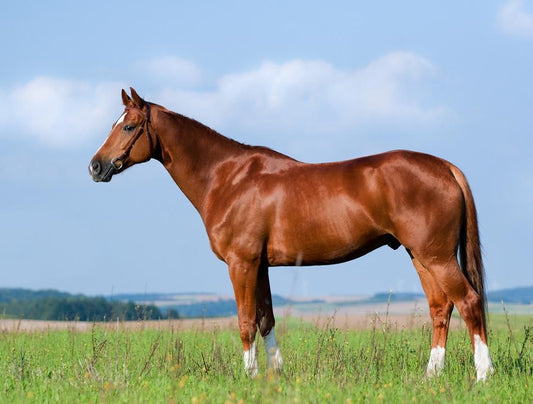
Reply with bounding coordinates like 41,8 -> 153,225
154,109 -> 243,215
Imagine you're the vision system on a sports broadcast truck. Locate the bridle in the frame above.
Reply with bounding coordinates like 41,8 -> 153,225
110,103 -> 153,171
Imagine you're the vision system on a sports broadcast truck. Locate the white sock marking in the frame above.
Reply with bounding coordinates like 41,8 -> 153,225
263,328 -> 283,371
474,334 -> 493,382
243,341 -> 258,378
426,345 -> 446,377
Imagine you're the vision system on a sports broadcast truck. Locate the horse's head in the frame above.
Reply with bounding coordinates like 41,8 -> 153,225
89,88 -> 154,182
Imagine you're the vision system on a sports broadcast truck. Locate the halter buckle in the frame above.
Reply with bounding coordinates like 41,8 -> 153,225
111,157 -> 124,170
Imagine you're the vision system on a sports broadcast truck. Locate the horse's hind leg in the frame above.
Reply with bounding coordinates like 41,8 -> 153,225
415,254 -> 493,381
256,263 -> 283,372
411,255 -> 454,377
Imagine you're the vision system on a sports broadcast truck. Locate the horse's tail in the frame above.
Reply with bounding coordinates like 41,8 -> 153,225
449,163 -> 487,333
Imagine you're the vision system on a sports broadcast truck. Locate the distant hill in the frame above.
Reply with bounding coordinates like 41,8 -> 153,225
113,286 -> 532,318
0,286 -> 530,320
487,287 -> 533,305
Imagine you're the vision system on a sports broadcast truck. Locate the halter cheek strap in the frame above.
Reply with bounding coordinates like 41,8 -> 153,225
111,103 -> 153,171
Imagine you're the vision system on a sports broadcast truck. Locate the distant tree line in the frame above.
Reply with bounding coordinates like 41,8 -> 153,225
0,288 -> 176,321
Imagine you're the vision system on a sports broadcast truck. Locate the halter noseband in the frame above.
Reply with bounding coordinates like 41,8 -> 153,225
111,103 -> 153,171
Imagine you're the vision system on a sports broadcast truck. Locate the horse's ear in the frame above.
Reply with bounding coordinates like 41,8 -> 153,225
121,89 -> 134,107
130,87 -> 146,109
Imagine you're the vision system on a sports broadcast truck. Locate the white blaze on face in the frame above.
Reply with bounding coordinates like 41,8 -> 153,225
243,341 -> 258,378
115,112 -> 127,127
426,345 -> 446,377
94,111 -> 128,155
474,334 -> 493,382
263,328 -> 284,371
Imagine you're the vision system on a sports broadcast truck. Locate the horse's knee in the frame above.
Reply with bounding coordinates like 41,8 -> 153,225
238,319 -> 257,346
429,301 -> 453,329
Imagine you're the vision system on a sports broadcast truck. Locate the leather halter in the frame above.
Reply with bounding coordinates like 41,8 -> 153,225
111,103 -> 153,171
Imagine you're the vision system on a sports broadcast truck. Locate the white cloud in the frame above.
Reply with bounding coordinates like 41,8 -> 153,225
159,51 -> 447,135
1,77 -> 121,147
497,0 -> 533,39
0,52 -> 446,148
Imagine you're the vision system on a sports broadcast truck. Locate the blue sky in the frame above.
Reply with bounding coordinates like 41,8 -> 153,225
1,1 -> 532,297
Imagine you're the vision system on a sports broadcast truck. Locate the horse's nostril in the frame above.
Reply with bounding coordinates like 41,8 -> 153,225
90,160 -> 101,175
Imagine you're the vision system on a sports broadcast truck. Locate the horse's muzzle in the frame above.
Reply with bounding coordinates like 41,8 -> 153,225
89,158 -> 114,182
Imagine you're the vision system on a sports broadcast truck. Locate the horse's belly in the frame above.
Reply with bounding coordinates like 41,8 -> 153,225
266,210 -> 380,266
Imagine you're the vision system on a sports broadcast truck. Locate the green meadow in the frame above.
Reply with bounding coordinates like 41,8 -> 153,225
0,313 -> 530,403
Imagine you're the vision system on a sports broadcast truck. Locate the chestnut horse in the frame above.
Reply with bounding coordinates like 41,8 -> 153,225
89,88 -> 493,381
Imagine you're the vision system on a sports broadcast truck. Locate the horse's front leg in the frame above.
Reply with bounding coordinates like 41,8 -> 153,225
256,263 -> 283,372
228,257 -> 260,377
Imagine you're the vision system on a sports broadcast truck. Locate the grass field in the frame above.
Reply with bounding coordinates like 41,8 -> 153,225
0,312 -> 530,403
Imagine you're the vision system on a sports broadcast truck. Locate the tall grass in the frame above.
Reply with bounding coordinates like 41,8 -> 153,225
0,313 -> 530,403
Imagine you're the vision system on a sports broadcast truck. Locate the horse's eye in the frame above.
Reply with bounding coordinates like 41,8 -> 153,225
123,125 -> 135,132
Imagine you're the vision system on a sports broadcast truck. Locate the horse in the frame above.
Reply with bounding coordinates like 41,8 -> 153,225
89,88 -> 493,381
